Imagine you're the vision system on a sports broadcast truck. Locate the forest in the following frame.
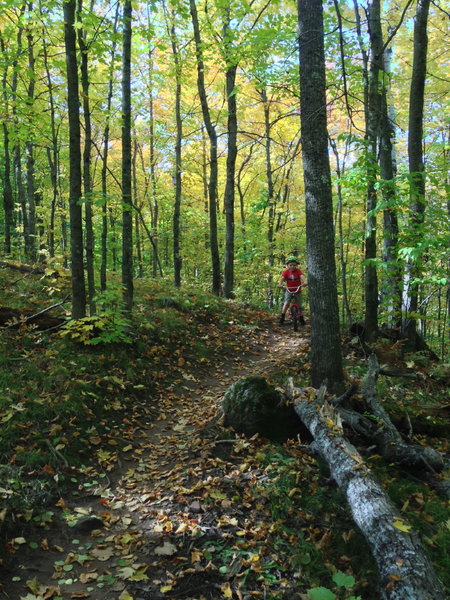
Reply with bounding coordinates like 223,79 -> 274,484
0,0 -> 449,599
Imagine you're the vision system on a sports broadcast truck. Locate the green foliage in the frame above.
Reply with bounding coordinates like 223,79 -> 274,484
60,287 -> 134,345
0,465 -> 57,514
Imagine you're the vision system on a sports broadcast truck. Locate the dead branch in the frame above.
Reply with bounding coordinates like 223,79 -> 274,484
363,354 -> 444,472
290,381 -> 446,600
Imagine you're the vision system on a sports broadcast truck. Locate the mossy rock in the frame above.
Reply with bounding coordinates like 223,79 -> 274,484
223,376 -> 305,441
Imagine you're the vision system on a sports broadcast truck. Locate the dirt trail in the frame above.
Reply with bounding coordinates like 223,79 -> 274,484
1,325 -> 310,600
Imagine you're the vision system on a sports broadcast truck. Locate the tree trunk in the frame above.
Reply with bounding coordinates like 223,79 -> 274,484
121,0 -> 134,313
77,0 -> 96,314
260,86 -> 276,307
41,12 -> 60,259
222,9 -> 238,299
330,138 -> 352,326
380,47 -> 401,325
297,0 -> 344,393
361,354 -> 444,472
168,16 -> 183,288
292,384 -> 446,600
363,0 -> 383,343
63,0 -> 86,319
1,37 -> 13,256
100,3 -> 119,291
190,0 -> 221,296
403,0 -> 431,346
25,10 -> 37,261
146,27 -> 159,278
8,4 -> 29,258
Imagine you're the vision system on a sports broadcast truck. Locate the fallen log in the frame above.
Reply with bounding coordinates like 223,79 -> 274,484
291,382 -> 446,600
0,300 -> 68,331
0,260 -> 45,274
362,354 -> 444,472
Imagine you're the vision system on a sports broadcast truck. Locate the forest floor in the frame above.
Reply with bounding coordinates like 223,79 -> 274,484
0,268 -> 449,600
1,314 -> 318,600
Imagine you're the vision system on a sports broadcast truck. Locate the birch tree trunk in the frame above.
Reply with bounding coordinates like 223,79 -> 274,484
292,385 -> 446,600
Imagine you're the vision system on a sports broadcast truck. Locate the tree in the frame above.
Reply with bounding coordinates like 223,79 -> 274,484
362,0 -> 383,343
0,37 -> 13,255
297,0 -> 344,393
77,0 -> 96,314
222,5 -> 238,299
63,0 -> 86,319
189,0 -> 221,295
164,3 -> 183,287
403,0 -> 431,346
121,0 -> 133,313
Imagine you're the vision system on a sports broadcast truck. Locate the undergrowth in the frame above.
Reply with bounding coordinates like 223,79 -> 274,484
1,266 -> 449,598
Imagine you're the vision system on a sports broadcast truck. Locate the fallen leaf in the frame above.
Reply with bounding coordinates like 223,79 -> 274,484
393,519 -> 413,533
154,541 -> 177,556
90,546 -> 114,561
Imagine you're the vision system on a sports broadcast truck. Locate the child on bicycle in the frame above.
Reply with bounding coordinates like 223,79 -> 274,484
278,256 -> 307,325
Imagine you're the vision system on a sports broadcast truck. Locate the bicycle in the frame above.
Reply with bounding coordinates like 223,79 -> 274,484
279,284 -> 305,332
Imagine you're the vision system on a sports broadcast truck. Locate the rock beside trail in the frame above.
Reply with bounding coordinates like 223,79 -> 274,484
223,376 -> 304,441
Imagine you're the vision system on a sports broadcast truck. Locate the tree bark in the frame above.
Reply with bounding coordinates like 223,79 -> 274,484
1,37 -> 13,256
292,384 -> 446,600
121,0 -> 134,314
297,0 -> 344,393
77,0 -> 96,314
363,0 -> 383,342
222,8 -> 238,299
361,354 -> 444,472
25,8 -> 37,261
260,86 -> 276,307
0,306 -> 66,330
168,15 -> 183,288
146,38 -> 159,278
100,3 -> 119,291
63,0 -> 86,319
380,47 -> 401,325
403,0 -> 431,346
190,0 -> 221,296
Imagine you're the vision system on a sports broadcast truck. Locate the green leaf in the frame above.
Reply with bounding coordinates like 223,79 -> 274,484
307,587 -> 336,600
332,571 -> 355,588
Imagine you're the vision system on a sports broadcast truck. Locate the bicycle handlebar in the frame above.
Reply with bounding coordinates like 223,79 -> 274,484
279,284 -> 302,294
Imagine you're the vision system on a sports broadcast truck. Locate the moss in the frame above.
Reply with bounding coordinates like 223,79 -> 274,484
223,376 -> 304,441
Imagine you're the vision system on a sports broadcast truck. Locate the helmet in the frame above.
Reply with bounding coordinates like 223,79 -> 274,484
286,256 -> 299,264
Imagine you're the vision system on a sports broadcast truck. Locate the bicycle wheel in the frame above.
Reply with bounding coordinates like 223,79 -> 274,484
291,305 -> 298,331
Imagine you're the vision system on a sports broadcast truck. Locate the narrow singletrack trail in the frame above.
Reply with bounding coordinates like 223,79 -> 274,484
1,323 -> 311,600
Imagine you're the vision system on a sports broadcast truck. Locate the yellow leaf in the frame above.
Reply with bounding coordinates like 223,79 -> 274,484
14,537 -> 27,545
160,585 -> 173,593
119,591 -> 134,600
221,582 -> 233,598
393,519 -> 413,533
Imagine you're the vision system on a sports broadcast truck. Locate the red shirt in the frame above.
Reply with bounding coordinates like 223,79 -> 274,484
282,268 -> 303,292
